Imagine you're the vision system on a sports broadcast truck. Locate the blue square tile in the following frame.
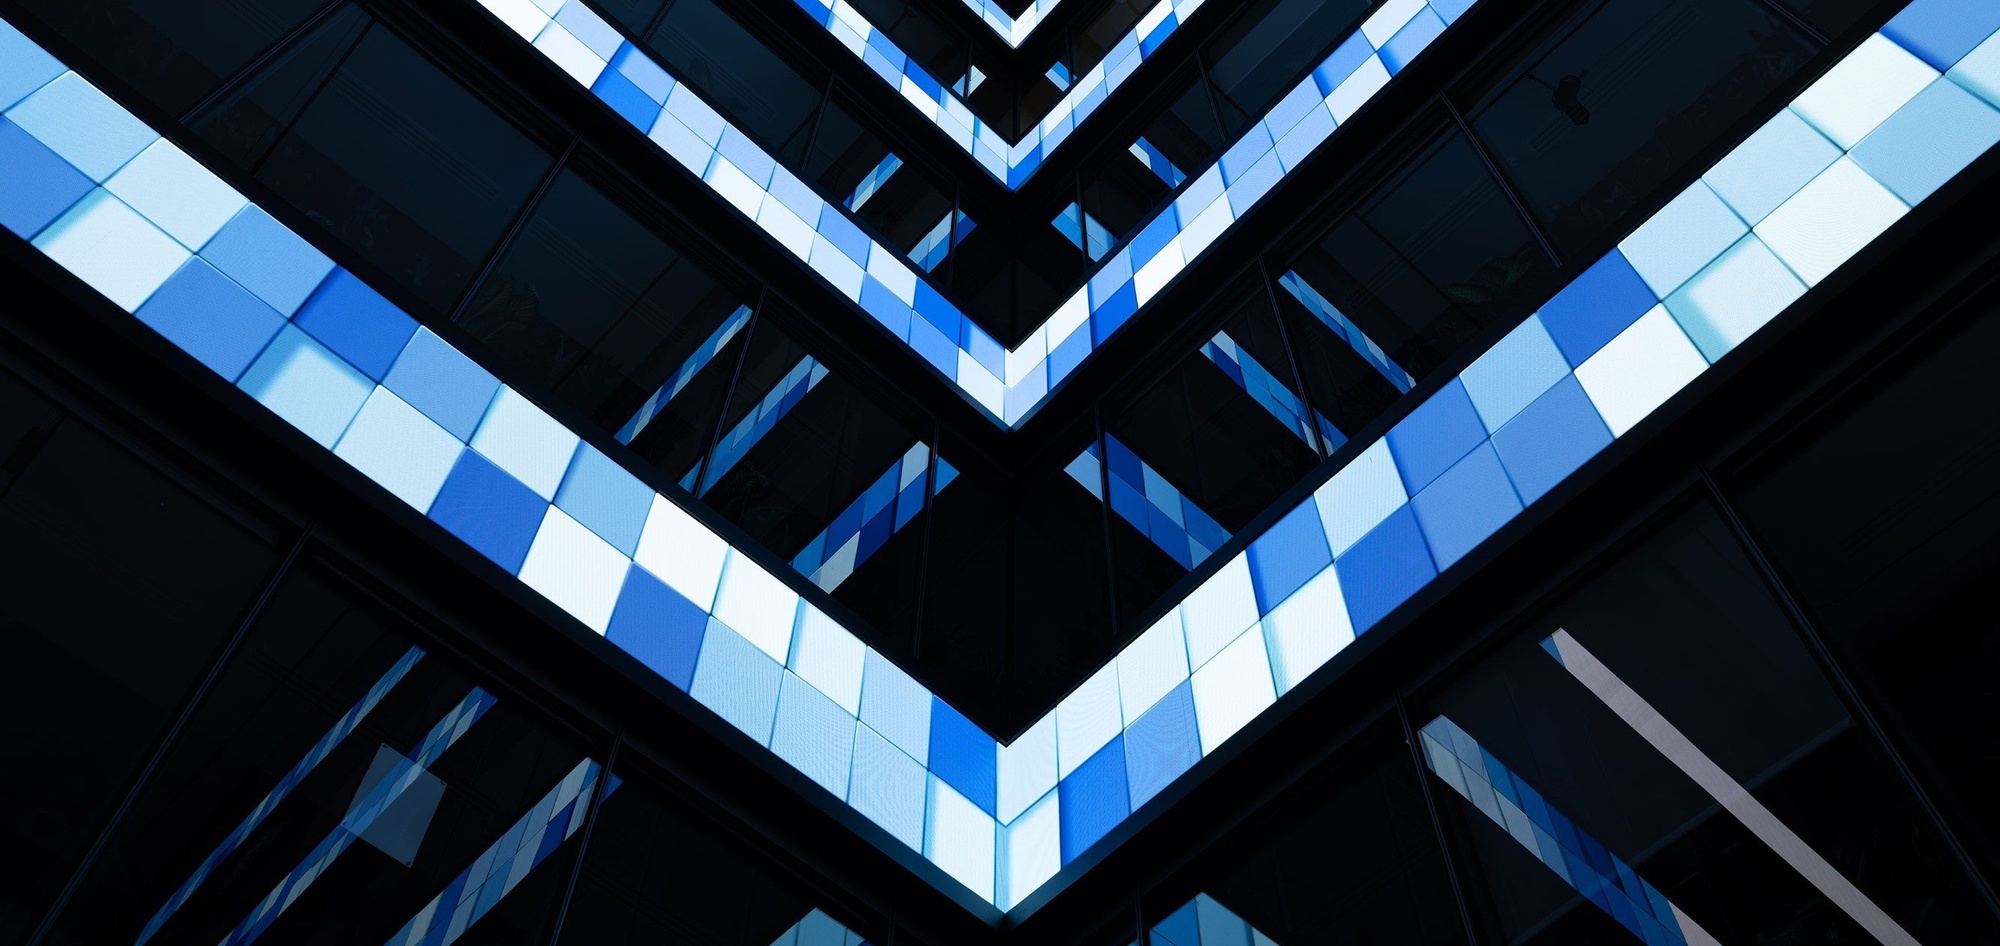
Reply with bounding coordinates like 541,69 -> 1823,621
1490,376 -> 1612,505
1058,735 -> 1129,864
1090,283 -> 1138,345
1313,32 -> 1375,95
1539,251 -> 1659,367
293,269 -> 418,381
0,118 -> 92,239
0,20 -> 63,113
1387,379 -> 1486,494
1127,212 -> 1179,269
199,205 -> 334,315
907,310 -> 961,375
1335,504 -> 1436,633
859,274 -> 914,340
383,328 -> 500,441
912,279 -> 956,336
1048,321 -> 1093,385
1124,680 -> 1199,809
818,208 -> 872,266
1884,0 -> 2000,72
927,698 -> 997,817
606,565 -> 708,691
134,259 -> 286,381
961,323 -> 1005,381
592,67 -> 663,131
1410,443 -> 1522,570
428,450 -> 547,573
1247,502 -> 1333,614
555,446 -> 653,556
610,43 -> 672,103
1851,79 -> 2000,206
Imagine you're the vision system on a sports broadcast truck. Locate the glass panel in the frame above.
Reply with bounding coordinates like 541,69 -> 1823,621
192,4 -> 373,170
1424,502 -> 1996,945
1468,0 -> 1818,257
17,0 -> 327,116
1289,128 -> 1556,380
555,758 -> 825,946
244,25 -> 556,311
0,378 -> 280,942
948,219 -> 1087,346
50,562 -> 599,945
1184,723 -> 1466,946
1734,303 -> 2000,887
458,168 -> 748,433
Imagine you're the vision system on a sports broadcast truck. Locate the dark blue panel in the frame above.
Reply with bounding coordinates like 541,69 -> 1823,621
1409,443 -> 1522,569
927,698 -> 997,816
427,450 -> 546,573
133,259 -> 287,381
1058,736 -> 1129,864
293,268 -> 419,381
1247,502 -> 1333,614
1123,680 -> 1198,809
1334,505 -> 1436,633
907,310 -> 961,375
1048,324 -> 1092,384
605,566 -> 707,690
1312,32 -> 1375,95
1883,0 -> 2000,71
1386,378 -> 1486,494
592,67 -> 663,130
912,279 -> 956,335
1490,375 -> 1612,505
1090,283 -> 1139,345
0,119 -> 91,239
1108,475 -> 1149,531
1150,898 -> 1201,946
1127,212 -> 1179,269
1538,251 -> 1658,367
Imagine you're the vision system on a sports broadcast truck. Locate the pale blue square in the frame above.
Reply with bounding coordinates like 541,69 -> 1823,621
691,619 -> 784,744
4,72 -> 155,181
1124,680 -> 1199,810
383,328 -> 500,441
1850,78 -> 2000,205
770,672 -> 857,797
1704,109 -> 1841,225
554,445 -> 653,556
1409,443 -> 1522,569
0,20 -> 63,112
200,205 -> 336,315
1664,235 -> 1807,363
1459,315 -> 1569,432
860,649 -> 931,765
237,325 -> 374,448
850,722 -> 926,850
1618,181 -> 1748,298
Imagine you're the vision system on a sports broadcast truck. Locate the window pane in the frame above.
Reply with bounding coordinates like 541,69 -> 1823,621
1469,0 -> 1818,256
17,0 -> 326,115
251,27 -> 555,311
647,0 -> 820,164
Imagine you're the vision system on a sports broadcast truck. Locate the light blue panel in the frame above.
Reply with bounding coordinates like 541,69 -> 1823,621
4,72 -> 156,180
132,258 -> 286,381
690,618 -> 785,744
0,20 -> 62,111
333,388 -> 467,512
1955,30 -> 2000,108
1123,680 -> 1198,809
1386,379 -> 1486,494
33,188 -> 189,312
1410,443 -> 1522,569
1380,6 -> 1447,73
1663,235 -> 1807,362
1458,315 -> 1568,432
860,649 -> 932,764
555,445 -> 653,556
1704,109 -> 1841,224
103,140 -> 245,250
770,671 -> 858,797
383,327 -> 500,442
237,325 -> 374,448
1489,376 -> 1612,505
849,722 -> 927,850
1618,181 -> 1748,298
470,387 -> 580,501
1851,78 -> 2000,204
200,205 -> 336,315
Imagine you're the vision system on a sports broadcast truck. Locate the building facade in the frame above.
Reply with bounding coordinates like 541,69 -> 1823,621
2,0 -> 1999,942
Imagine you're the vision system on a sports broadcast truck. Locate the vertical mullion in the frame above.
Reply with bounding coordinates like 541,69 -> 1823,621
1393,695 -> 1487,946
448,138 -> 581,327
1440,97 -> 1563,270
543,731 -> 624,946
179,0 -> 349,127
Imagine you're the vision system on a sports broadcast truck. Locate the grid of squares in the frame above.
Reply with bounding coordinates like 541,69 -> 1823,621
4,0 -> 1996,913
475,0 -> 1477,427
